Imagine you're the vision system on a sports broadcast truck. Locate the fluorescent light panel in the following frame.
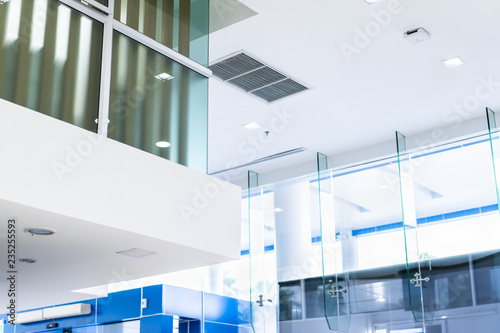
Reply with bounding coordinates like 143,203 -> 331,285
442,56 -> 464,67
242,122 -> 261,130
116,248 -> 157,258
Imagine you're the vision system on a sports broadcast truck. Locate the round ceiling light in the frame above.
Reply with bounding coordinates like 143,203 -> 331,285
19,258 -> 38,264
156,141 -> 171,148
24,228 -> 57,236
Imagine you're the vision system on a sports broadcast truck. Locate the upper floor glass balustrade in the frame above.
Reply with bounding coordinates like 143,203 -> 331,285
0,0 -> 209,172
113,0 -> 209,66
0,0 -> 103,132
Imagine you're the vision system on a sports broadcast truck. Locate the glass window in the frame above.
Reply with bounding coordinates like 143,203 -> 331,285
108,31 -> 208,172
0,0 -> 103,132
278,280 -> 302,321
113,0 -> 209,66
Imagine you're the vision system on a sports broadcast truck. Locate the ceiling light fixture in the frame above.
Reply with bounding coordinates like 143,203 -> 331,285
116,248 -> 157,258
155,73 -> 174,81
274,208 -> 284,213
364,0 -> 381,4
376,297 -> 386,302
242,122 -> 262,130
24,228 -> 57,236
156,141 -> 171,148
442,56 -> 464,68
19,258 -> 38,264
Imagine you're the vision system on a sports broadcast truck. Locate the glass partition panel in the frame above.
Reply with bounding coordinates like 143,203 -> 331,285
0,0 -> 103,132
248,171 -> 278,333
108,31 -> 208,172
316,153 -> 350,331
399,131 -> 500,330
396,132 -> 428,325
113,0 -> 209,66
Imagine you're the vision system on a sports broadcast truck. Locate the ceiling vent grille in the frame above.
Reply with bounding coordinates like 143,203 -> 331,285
209,52 -> 309,103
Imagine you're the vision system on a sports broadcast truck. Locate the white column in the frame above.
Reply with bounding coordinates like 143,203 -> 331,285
274,181 -> 313,282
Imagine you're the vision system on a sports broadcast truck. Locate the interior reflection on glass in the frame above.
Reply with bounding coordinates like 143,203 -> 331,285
0,0 -> 103,132
108,31 -> 208,172
113,0 -> 209,66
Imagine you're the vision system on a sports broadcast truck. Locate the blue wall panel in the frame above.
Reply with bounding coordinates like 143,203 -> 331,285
97,289 -> 141,323
140,314 -> 173,333
204,294 -> 251,325
204,322 -> 253,333
142,285 -> 163,316
163,285 -> 202,319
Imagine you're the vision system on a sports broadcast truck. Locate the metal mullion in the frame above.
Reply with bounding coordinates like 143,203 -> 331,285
81,0 -> 110,15
57,0 -> 108,22
112,20 -> 212,78
97,18 -> 114,136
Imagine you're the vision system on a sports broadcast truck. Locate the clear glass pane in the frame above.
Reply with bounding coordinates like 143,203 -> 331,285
108,31 -> 208,172
248,174 -> 278,333
399,132 -> 500,330
113,0 -> 208,66
316,153 -> 350,331
396,131 -> 428,324
0,0 -> 103,132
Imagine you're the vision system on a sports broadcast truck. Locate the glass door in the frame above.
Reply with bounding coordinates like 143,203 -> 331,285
396,128 -> 500,331
317,153 -> 350,332
317,151 -> 411,332
248,171 -> 278,333
396,132 -> 429,326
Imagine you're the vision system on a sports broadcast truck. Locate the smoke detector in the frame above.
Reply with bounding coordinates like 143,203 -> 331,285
403,28 -> 431,45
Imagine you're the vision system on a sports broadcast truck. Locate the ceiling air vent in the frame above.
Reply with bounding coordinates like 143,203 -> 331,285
209,52 -> 309,103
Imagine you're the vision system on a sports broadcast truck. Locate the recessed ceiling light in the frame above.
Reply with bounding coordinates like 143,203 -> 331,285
116,248 -> 157,258
376,297 -> 386,302
155,73 -> 174,81
242,122 -> 262,130
442,56 -> 464,68
19,258 -> 38,264
156,141 -> 171,148
24,228 -> 57,236
441,316 -> 447,319
364,0 -> 380,4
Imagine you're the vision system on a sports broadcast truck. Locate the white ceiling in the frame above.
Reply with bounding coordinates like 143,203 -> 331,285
207,0 -> 500,176
0,200 -> 231,311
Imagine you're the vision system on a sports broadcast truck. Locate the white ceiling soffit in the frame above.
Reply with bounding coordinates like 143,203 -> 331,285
209,52 -> 309,103
210,0 -> 258,33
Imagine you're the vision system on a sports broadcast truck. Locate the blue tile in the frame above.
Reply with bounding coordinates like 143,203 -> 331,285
142,285 -> 163,316
481,204 -> 498,213
444,208 -> 480,220
204,322 -> 253,333
204,294 -> 248,325
163,285 -> 202,319
97,289 -> 141,324
140,314 -> 173,333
